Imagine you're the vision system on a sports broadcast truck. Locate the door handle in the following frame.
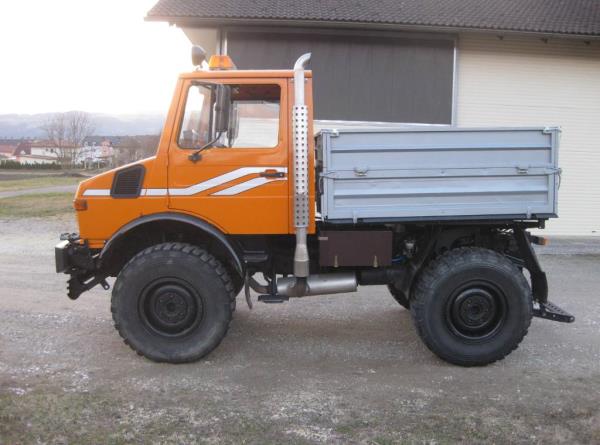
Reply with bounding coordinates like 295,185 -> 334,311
260,170 -> 286,178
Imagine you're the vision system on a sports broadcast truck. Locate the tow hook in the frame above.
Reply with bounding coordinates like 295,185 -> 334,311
60,232 -> 81,242
67,275 -> 110,300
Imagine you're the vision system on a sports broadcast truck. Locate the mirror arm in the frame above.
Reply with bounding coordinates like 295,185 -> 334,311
188,131 -> 223,163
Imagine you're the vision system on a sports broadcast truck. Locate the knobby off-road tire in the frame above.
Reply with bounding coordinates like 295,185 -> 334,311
410,247 -> 532,367
111,242 -> 235,363
387,284 -> 410,309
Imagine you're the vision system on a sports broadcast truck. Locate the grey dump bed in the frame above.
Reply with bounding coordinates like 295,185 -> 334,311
317,127 -> 560,223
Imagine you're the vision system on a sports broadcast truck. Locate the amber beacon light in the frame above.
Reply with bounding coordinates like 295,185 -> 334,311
208,55 -> 236,70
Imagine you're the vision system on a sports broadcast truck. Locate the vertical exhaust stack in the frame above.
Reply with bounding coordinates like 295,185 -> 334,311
292,53 -> 312,280
278,53 -> 357,299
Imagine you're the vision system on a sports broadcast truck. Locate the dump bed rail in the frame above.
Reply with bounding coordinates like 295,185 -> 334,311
317,127 -> 560,223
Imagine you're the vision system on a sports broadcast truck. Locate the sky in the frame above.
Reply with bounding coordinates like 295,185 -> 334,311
0,0 -> 191,115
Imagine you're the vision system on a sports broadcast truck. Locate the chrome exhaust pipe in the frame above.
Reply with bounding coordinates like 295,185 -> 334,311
277,273 -> 357,298
292,53 -> 311,278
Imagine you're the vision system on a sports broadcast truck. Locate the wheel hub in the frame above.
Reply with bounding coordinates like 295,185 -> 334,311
446,282 -> 506,340
139,280 -> 203,337
156,292 -> 189,325
457,291 -> 495,328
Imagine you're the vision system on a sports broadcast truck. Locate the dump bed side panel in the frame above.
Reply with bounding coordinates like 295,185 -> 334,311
318,127 -> 559,223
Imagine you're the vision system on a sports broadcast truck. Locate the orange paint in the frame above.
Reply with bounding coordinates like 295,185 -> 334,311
75,69 -> 316,244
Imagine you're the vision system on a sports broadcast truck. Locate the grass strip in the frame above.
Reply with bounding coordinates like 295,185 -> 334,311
0,193 -> 74,219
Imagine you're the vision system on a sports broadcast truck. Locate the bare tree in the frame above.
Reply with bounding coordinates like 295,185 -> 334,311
41,114 -> 68,164
115,136 -> 141,165
68,111 -> 95,148
41,111 -> 95,166
114,134 -> 161,166
137,134 -> 161,159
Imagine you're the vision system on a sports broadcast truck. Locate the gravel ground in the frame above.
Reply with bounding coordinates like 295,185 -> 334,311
1,216 -> 599,444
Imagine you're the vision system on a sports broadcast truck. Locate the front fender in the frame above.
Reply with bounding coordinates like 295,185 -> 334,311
99,212 -> 244,275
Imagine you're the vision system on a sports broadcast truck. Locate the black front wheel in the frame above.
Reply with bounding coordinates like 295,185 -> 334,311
411,247 -> 532,366
111,243 -> 235,363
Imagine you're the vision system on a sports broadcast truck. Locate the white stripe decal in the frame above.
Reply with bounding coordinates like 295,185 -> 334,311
168,167 -> 286,196
81,167 -> 287,197
142,188 -> 168,196
83,189 -> 111,196
211,177 -> 286,196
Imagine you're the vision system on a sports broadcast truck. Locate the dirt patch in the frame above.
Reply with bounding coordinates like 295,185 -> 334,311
2,374 -> 599,444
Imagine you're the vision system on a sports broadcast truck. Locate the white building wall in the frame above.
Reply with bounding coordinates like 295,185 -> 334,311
182,27 -> 219,55
456,34 -> 600,236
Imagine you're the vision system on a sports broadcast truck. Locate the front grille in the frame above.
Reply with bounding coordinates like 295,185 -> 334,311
110,165 -> 145,198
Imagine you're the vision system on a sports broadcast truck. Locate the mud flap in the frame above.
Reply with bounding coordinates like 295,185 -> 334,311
513,226 -> 575,323
513,226 -> 548,303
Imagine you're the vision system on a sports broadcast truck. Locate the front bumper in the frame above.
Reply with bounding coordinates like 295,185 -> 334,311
55,240 -> 71,273
55,236 -> 108,299
55,236 -> 95,274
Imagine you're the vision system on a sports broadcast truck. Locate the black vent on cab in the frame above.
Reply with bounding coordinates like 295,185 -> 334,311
110,165 -> 145,198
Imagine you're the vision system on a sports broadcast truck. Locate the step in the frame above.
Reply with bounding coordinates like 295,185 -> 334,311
258,294 -> 289,304
533,301 -> 575,323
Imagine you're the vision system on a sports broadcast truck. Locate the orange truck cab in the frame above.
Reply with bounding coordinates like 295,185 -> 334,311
55,48 -> 573,366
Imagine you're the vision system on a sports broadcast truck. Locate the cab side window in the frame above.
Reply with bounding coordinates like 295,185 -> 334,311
178,83 -> 281,150
228,84 -> 280,148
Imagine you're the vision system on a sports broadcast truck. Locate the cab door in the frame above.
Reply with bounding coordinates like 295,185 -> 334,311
167,78 -> 289,234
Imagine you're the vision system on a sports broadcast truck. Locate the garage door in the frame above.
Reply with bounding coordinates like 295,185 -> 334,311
226,29 -> 455,124
457,34 -> 600,236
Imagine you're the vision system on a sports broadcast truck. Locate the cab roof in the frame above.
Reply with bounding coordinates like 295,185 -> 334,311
179,69 -> 313,79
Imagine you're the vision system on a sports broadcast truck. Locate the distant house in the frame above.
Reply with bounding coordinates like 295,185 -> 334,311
13,141 -> 59,165
78,138 -> 115,168
0,139 -> 20,158
84,135 -> 124,147
14,141 -> 31,156
0,139 -> 59,165
147,0 -> 600,236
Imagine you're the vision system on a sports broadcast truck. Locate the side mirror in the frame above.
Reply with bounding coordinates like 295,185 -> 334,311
192,45 -> 207,67
214,84 -> 231,134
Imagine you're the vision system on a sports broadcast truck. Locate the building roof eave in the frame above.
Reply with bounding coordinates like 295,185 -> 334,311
145,15 -> 600,40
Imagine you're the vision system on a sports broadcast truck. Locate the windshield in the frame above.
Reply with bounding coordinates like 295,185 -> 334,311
179,84 -> 215,149
178,83 -> 280,150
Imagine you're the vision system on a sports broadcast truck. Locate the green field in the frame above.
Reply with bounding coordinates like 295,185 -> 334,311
0,176 -> 82,192
0,193 -> 74,219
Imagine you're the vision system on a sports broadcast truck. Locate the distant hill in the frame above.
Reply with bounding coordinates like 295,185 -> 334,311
0,112 -> 165,138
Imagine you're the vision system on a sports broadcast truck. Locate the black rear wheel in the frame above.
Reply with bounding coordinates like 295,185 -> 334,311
411,247 -> 532,366
111,242 -> 235,363
387,284 -> 410,309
